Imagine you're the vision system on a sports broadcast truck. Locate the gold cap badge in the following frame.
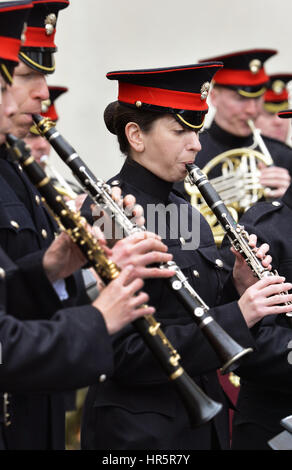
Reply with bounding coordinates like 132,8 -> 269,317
249,59 -> 262,75
41,99 -> 51,113
21,22 -> 27,44
200,82 -> 210,100
272,80 -> 285,95
45,13 -> 56,36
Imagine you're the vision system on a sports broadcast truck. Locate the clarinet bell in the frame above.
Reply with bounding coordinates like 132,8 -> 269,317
173,370 -> 222,427
202,320 -> 253,374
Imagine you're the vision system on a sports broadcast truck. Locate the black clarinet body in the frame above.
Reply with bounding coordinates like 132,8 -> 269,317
31,114 -> 254,373
186,163 -> 292,327
6,133 -> 225,427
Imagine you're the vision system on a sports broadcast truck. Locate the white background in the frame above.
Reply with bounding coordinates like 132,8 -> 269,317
48,0 -> 292,182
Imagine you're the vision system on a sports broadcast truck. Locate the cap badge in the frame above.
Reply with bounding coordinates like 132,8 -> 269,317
41,99 -> 51,113
272,80 -> 285,95
21,22 -> 27,44
45,13 -> 57,36
249,59 -> 262,75
200,82 -> 210,100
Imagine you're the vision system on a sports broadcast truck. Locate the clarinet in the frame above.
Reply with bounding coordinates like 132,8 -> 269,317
185,163 -> 292,328
6,133 -> 224,428
32,114 -> 253,374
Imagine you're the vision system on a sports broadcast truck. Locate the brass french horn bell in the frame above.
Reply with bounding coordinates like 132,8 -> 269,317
185,120 -> 273,245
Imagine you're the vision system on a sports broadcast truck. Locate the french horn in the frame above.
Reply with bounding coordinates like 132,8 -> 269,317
185,120 -> 274,245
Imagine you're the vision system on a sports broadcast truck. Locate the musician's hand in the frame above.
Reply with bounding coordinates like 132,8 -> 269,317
238,275 -> 292,328
74,193 -> 87,212
93,265 -> 155,334
43,232 -> 87,283
258,163 -> 291,198
111,231 -> 175,281
111,186 -> 145,228
91,187 -> 145,247
232,233 -> 272,296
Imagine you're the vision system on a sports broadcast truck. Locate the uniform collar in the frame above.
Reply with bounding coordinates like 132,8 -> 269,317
282,182 -> 292,210
119,158 -> 174,203
208,120 -> 254,148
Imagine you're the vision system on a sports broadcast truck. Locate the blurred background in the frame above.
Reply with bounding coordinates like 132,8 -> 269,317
49,0 -> 292,182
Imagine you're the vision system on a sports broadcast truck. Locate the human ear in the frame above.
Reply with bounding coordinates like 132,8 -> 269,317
209,87 -> 218,107
125,122 -> 145,153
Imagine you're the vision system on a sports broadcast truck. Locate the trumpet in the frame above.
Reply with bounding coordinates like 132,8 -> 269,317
185,162 -> 292,328
31,113 -> 253,374
6,132 -> 223,428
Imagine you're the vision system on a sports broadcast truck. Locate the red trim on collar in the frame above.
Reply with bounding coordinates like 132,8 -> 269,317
118,82 -> 209,111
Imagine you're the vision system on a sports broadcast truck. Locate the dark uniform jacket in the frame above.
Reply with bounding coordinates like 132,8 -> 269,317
81,158 -> 256,450
0,245 -> 113,450
0,145 -> 87,449
219,184 -> 292,449
174,120 -> 292,200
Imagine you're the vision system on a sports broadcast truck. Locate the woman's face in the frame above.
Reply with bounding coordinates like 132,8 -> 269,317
131,115 -> 202,182
0,75 -> 17,145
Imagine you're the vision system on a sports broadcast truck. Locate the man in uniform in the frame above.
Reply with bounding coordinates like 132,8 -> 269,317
218,108 -> 292,449
24,85 -> 83,198
175,49 -> 292,201
255,73 -> 292,144
0,0 -> 175,449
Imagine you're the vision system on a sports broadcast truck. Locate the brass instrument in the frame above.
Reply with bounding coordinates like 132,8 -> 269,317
185,120 -> 274,245
6,132 -> 224,428
31,113 -> 253,375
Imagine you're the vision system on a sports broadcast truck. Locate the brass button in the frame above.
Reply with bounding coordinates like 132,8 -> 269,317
99,374 -> 107,383
193,270 -> 200,278
41,229 -> 48,239
135,101 -> 142,108
111,180 -> 120,186
0,268 -> 6,279
215,259 -> 224,268
10,220 -> 19,229
35,195 -> 41,205
272,201 -> 281,207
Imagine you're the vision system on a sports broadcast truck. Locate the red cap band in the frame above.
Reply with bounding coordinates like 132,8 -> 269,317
265,89 -> 289,103
42,105 -> 57,121
23,26 -> 56,48
214,68 -> 269,86
0,36 -> 21,62
118,82 -> 209,111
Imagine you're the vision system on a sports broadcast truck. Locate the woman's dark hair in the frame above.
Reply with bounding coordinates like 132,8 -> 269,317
104,101 -> 165,157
